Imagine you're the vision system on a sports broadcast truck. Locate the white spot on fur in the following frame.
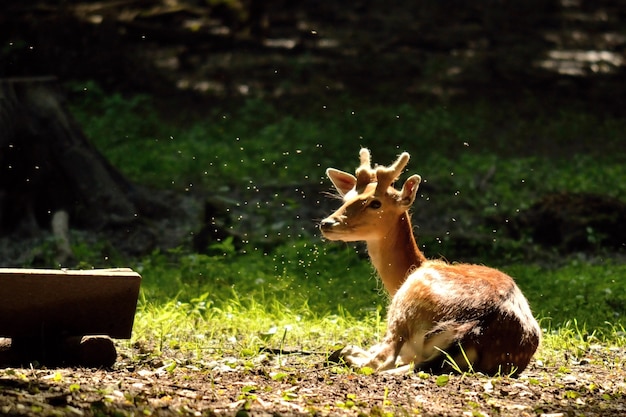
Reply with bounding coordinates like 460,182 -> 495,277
502,286 -> 541,340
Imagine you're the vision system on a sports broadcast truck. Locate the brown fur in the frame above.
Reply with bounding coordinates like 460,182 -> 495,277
320,148 -> 541,375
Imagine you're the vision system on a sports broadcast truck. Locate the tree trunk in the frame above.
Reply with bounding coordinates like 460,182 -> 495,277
0,77 -> 158,238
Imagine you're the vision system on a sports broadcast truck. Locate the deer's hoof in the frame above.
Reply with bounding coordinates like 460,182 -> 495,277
327,345 -> 372,367
326,346 -> 348,364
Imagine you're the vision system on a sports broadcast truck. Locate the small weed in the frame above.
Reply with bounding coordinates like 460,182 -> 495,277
358,367 -> 375,376
435,375 -> 450,387
437,344 -> 475,375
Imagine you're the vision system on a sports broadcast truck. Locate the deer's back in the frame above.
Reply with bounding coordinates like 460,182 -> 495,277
399,260 -> 519,316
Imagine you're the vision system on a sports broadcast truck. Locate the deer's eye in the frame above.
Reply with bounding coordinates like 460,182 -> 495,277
368,200 -> 382,209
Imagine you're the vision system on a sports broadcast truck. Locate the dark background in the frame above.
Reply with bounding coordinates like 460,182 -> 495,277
2,0 -> 626,263
3,0 -> 626,108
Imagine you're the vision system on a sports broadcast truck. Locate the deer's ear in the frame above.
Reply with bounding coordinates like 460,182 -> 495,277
326,168 -> 357,196
400,174 -> 421,207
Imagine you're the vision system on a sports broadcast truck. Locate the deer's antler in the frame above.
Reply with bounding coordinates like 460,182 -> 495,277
355,148 -> 376,193
375,152 -> 410,194
376,152 -> 411,190
354,148 -> 411,194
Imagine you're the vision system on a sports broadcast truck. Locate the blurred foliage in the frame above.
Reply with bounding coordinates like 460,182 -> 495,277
67,81 -> 626,193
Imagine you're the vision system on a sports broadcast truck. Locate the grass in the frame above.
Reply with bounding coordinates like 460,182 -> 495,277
126,261 -> 626,379
506,261 -> 626,331
129,241 -> 626,329
131,292 -> 385,361
122,242 -> 626,364
62,82 -> 626,367
67,82 -> 626,199
134,241 -> 381,315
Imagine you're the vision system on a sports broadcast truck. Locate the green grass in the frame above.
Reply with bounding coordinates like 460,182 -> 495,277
67,83 -> 626,200
63,82 -> 626,364
119,238 -> 626,372
134,241 -> 381,315
130,242 -> 626,330
124,245 -> 626,373
132,292 -> 385,360
506,261 -> 626,330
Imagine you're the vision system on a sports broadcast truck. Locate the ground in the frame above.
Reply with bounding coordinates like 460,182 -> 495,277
1,342 -> 625,416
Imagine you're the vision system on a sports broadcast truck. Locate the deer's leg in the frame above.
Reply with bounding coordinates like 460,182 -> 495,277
359,311 -> 420,372
341,289 -> 427,371
420,320 -> 479,364
336,345 -> 372,367
343,338 -> 403,371
337,331 -> 408,371
373,320 -> 481,373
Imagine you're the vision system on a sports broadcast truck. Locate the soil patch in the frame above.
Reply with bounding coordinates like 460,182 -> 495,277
1,343 -> 624,416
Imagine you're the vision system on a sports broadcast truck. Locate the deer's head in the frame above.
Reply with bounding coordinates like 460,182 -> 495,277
320,148 -> 421,242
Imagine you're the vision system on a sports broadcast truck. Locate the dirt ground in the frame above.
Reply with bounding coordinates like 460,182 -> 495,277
1,341 -> 625,417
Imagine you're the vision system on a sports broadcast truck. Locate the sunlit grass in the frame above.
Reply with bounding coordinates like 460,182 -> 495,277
130,290 -> 386,364
131,240 -> 626,329
128,270 -> 625,373
135,241 -> 383,317
125,241 -> 626,369
536,320 -> 626,369
505,261 -> 626,330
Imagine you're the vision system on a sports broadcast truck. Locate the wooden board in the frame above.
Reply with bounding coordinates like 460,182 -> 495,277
0,268 -> 141,339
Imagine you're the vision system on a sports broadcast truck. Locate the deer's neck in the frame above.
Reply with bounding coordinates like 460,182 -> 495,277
366,213 -> 426,296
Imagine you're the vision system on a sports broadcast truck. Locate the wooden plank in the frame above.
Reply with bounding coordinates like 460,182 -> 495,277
0,268 -> 141,339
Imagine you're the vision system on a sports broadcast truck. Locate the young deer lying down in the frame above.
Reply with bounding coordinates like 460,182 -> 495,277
319,148 -> 541,375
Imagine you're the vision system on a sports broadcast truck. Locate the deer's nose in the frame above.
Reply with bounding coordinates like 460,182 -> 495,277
320,218 -> 339,230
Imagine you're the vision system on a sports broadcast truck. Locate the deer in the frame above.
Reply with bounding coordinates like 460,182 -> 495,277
319,148 -> 541,376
